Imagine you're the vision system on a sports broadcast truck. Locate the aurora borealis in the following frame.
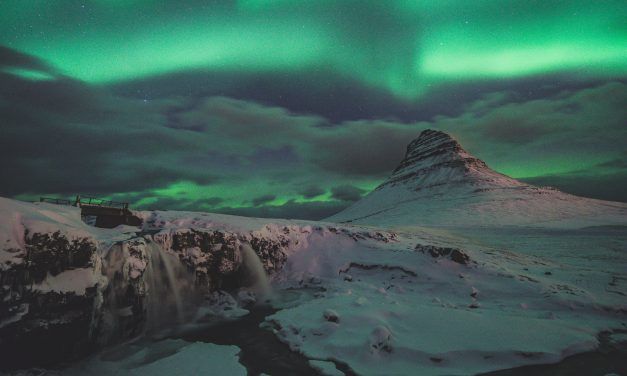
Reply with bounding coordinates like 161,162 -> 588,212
1,0 -> 626,218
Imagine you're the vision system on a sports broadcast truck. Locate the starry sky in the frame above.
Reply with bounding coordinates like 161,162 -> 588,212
1,0 -> 626,219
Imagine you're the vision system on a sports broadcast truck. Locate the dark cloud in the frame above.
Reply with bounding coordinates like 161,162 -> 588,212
247,146 -> 300,167
252,194 -> 276,207
0,46 -> 55,73
1,46 -> 626,212
217,200 -> 350,221
521,172 -> 627,203
312,120 -> 422,176
477,113 -> 556,144
0,47 -> 225,196
301,186 -> 325,199
205,197 -> 225,207
331,185 -> 366,202
520,156 -> 627,202
109,67 -> 614,124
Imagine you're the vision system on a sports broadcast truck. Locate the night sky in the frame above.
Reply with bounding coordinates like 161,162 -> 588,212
1,1 -> 626,219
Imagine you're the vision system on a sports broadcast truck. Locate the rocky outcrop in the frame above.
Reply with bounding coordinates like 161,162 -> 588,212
98,237 -> 150,343
0,231 -> 102,370
415,244 -> 471,265
151,228 -> 289,290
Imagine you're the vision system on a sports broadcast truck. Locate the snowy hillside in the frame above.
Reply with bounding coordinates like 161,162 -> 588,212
1,196 -> 626,375
326,129 -> 627,228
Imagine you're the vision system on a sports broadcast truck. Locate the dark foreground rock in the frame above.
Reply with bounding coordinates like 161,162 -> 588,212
0,231 -> 101,370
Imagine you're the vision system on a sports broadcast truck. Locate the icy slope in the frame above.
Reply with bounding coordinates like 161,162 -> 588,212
326,129 -> 627,228
265,224 -> 627,375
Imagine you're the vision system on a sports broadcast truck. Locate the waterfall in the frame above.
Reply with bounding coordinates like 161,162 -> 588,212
144,241 -> 196,329
240,243 -> 272,298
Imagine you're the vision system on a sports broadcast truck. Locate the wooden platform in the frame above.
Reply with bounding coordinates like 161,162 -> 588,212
40,195 -> 142,228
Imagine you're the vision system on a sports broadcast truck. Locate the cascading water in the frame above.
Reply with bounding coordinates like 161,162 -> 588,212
240,243 -> 272,298
144,241 -> 196,331
100,238 -> 198,342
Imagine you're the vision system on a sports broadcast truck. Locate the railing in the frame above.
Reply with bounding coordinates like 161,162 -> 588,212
40,197 -> 72,206
75,196 -> 129,210
39,195 -> 129,210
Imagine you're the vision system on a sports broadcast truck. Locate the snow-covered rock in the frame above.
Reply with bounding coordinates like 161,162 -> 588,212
369,325 -> 393,354
0,198 -> 107,369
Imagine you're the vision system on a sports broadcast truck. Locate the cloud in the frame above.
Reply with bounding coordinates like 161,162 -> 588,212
1,46 -> 625,215
520,155 -> 627,202
217,200 -> 350,221
300,186 -> 325,199
252,194 -> 276,207
521,172 -> 627,203
331,185 -> 366,202
0,46 -> 56,73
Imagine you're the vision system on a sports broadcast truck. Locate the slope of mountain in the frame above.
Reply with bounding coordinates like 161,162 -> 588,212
327,129 -> 627,228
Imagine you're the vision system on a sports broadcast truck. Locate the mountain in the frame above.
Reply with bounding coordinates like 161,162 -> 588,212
326,129 -> 627,228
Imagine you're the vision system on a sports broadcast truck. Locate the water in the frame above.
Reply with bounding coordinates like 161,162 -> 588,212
240,243 -> 272,298
144,241 -> 197,331
175,288 -> 357,376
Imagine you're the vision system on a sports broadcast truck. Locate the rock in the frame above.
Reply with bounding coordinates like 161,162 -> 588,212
0,231 -> 101,370
323,309 -> 340,323
153,229 -> 288,291
206,290 -> 238,310
416,244 -> 471,265
237,289 -> 257,306
369,325 -> 393,353
99,238 -> 152,343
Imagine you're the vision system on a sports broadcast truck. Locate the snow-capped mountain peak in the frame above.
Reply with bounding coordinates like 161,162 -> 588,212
379,129 -> 522,191
326,129 -> 626,228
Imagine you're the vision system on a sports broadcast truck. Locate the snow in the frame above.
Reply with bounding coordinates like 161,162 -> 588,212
0,197 -> 138,268
33,268 -> 101,294
309,359 -> 345,375
1,180 -> 626,375
264,225 -> 626,375
326,181 -> 627,229
63,339 -> 246,375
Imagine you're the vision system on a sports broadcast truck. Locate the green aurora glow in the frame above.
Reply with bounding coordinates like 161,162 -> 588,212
2,1 -> 625,97
1,1 -> 626,217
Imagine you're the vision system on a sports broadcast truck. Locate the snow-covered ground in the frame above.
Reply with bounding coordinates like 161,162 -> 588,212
265,224 -> 627,375
2,197 -> 625,375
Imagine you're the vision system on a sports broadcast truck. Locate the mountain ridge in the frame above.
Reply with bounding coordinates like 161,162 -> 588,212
326,129 -> 627,228
376,129 -> 523,191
